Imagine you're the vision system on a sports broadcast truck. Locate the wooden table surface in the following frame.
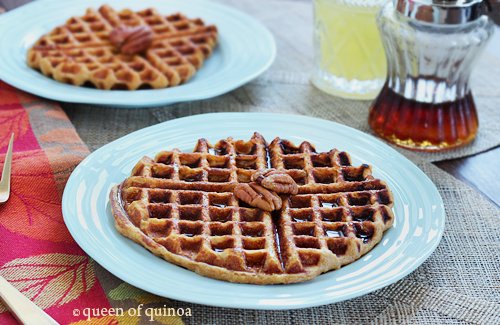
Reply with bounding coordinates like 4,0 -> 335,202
1,0 -> 499,207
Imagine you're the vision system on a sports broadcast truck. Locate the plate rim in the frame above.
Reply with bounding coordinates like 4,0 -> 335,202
0,0 -> 276,108
62,112 -> 445,310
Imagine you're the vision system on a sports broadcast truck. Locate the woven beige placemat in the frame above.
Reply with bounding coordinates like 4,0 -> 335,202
86,161 -> 498,325
63,101 -> 500,324
148,0 -> 500,163
65,0 -> 500,162
59,1 -> 499,323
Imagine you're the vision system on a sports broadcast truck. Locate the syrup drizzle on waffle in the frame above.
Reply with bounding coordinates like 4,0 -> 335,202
272,211 -> 285,271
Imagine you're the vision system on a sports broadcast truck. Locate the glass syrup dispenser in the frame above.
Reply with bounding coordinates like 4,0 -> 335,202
369,0 -> 494,151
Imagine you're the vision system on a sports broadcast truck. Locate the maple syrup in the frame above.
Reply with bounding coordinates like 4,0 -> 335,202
292,216 -> 310,223
325,230 -> 343,238
373,0 -> 493,151
369,84 -> 478,151
212,203 -> 227,208
320,201 -> 338,208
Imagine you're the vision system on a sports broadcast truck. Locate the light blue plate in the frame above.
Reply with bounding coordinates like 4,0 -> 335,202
62,113 -> 445,310
0,0 -> 275,108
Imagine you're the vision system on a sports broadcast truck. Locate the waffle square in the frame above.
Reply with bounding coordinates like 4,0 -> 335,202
110,133 -> 394,284
27,5 -> 218,90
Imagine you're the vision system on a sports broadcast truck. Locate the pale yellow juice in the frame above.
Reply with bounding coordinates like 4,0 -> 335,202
312,0 -> 387,99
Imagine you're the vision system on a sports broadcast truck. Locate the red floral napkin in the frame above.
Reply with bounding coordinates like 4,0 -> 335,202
0,81 -> 183,325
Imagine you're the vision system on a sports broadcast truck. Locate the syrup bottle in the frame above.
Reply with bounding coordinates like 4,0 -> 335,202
369,0 -> 494,151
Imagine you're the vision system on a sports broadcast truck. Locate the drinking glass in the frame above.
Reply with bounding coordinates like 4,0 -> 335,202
311,0 -> 387,100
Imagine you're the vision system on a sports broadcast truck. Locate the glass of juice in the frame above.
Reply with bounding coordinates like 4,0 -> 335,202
311,0 -> 387,100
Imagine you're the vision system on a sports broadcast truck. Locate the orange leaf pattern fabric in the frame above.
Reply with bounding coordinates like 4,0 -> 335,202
0,81 -> 184,324
0,81 -> 111,324
0,81 -> 183,325
0,254 -> 95,309
0,102 -> 36,152
0,150 -> 72,242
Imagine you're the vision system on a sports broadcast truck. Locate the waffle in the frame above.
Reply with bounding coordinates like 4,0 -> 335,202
110,133 -> 394,284
27,5 -> 218,90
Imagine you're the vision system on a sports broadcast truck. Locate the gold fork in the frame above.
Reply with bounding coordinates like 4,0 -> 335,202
0,134 -> 59,324
0,133 -> 14,203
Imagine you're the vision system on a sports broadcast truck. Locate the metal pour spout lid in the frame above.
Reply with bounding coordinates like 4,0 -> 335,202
394,0 -> 491,24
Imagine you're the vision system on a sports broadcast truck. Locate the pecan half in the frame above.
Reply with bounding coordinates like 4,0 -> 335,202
109,25 -> 153,55
234,183 -> 282,212
251,169 -> 298,195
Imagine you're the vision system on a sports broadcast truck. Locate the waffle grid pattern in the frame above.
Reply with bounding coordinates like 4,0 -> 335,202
27,5 -> 218,90
122,188 -> 283,274
268,138 -> 393,274
111,133 -> 394,283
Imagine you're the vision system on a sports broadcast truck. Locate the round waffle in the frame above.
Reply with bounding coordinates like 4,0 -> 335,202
27,5 -> 218,90
110,133 -> 394,284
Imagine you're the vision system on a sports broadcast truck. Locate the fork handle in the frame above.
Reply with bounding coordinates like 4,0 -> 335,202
0,276 -> 59,325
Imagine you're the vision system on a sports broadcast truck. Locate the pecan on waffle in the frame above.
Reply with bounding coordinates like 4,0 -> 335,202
27,5 -> 218,90
110,133 -> 395,284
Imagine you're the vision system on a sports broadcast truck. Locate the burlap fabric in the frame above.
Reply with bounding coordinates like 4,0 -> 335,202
89,162 -> 497,325
65,0 -> 500,162
58,0 -> 500,324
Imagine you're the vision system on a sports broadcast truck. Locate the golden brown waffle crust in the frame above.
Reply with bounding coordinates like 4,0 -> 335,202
110,133 -> 395,284
110,184 -> 321,284
27,5 -> 218,90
